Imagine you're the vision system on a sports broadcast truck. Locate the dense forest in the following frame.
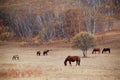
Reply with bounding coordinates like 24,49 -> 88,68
0,0 -> 120,42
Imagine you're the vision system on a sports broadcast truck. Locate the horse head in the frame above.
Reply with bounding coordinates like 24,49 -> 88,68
64,61 -> 67,66
64,56 -> 71,66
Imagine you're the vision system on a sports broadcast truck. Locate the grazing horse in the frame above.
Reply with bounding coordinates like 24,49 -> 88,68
92,48 -> 100,54
12,55 -> 19,60
37,51 -> 41,56
64,56 -> 81,66
102,48 -> 110,53
43,50 -> 51,56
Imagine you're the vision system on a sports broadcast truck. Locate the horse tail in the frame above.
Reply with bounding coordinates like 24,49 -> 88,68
92,50 -> 94,54
78,57 -> 81,66
76,56 -> 80,66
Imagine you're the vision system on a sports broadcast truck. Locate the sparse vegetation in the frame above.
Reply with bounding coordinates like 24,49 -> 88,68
0,46 -> 120,80
0,64 -> 41,78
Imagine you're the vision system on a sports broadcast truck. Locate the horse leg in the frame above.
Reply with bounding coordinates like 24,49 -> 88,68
17,57 -> 19,60
12,56 -> 16,60
15,57 -> 17,60
92,51 -> 94,54
14,57 -> 16,60
45,53 -> 47,56
44,52 -> 47,56
77,60 -> 80,66
43,53 -> 45,56
46,52 -> 48,56
12,57 -> 14,60
76,61 -> 79,66
76,61 -> 78,66
102,50 -> 104,54
69,61 -> 72,66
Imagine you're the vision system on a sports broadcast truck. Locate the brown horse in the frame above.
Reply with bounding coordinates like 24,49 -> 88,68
43,50 -> 52,56
92,48 -> 100,54
37,51 -> 41,56
64,56 -> 81,66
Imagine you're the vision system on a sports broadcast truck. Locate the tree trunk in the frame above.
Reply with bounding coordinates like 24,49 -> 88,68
83,50 -> 87,57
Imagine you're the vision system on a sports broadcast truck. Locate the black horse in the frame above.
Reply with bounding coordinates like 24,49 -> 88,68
102,48 -> 110,53
43,50 -> 52,56
64,56 -> 81,66
37,51 -> 41,56
12,55 -> 19,60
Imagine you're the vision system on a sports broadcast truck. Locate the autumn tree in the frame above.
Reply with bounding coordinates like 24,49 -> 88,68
71,32 -> 96,57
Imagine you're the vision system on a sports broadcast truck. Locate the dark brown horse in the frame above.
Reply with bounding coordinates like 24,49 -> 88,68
64,56 -> 81,66
102,48 -> 110,53
12,55 -> 19,60
37,51 -> 41,56
92,48 -> 100,54
43,50 -> 52,56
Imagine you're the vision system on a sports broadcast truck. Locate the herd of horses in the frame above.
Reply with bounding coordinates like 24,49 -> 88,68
12,48 -> 111,66
36,50 -> 52,56
12,50 -> 52,60
92,48 -> 110,54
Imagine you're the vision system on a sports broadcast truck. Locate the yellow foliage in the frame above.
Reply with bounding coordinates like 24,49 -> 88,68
32,35 -> 43,44
19,41 -> 27,46
1,32 -> 11,37
105,4 -> 110,9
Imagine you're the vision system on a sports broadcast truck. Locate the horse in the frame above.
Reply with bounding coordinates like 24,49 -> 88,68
102,48 -> 110,53
37,51 -> 41,56
12,55 -> 19,60
92,48 -> 100,54
43,50 -> 52,56
64,56 -> 81,66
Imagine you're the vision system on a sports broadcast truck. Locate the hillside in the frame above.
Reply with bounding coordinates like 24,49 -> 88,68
0,0 -> 120,43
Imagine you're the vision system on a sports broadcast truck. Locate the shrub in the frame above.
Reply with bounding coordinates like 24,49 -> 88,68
71,32 -> 96,57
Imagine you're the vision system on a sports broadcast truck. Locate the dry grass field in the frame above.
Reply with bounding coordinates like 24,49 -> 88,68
0,42 -> 120,80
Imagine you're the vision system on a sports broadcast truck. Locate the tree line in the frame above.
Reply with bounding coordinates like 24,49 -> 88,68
0,0 -> 119,41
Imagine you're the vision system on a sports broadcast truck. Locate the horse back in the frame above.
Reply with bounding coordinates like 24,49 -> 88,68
103,48 -> 110,51
69,56 -> 80,61
102,48 -> 110,53
93,48 -> 100,51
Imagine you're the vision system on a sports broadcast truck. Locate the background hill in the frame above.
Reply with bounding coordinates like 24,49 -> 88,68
0,0 -> 120,48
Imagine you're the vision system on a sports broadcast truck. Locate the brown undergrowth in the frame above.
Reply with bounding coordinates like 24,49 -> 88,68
0,64 -> 41,78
